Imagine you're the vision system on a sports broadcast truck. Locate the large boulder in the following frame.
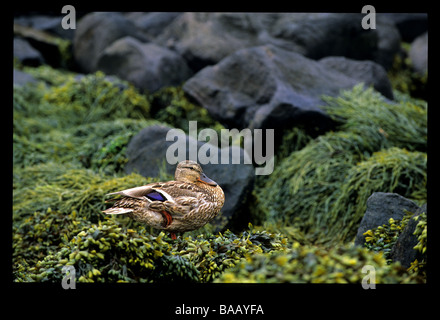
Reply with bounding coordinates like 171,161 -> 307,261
319,56 -> 394,100
96,36 -> 192,93
354,192 -> 420,246
124,124 -> 255,230
73,12 -> 147,73
183,45 -> 362,131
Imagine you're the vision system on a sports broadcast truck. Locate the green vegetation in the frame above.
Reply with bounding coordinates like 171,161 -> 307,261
13,65 -> 427,283
215,241 -> 423,283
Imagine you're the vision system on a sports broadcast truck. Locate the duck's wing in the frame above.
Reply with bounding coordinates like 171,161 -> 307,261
106,184 -> 175,202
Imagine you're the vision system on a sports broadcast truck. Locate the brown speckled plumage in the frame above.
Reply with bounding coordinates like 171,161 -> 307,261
103,160 -> 225,239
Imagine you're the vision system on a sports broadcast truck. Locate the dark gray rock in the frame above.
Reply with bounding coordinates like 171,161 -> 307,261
183,45 -> 360,131
14,24 -> 66,67
14,15 -> 75,40
125,124 -> 178,178
354,192 -> 420,246
389,204 -> 426,268
96,36 -> 192,93
409,32 -> 428,75
124,124 -> 255,230
155,12 -> 269,72
319,56 -> 394,100
13,37 -> 44,66
73,12 -> 148,73
125,12 -> 182,38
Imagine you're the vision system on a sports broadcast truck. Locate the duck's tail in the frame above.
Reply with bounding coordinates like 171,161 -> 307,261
102,207 -> 133,215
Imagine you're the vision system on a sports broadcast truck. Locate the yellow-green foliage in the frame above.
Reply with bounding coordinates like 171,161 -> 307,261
14,220 -> 288,283
216,241 -> 420,283
42,71 -> 150,124
413,212 -> 427,255
409,212 -> 427,277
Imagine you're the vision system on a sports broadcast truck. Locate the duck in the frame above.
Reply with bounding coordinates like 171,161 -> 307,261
103,160 -> 225,240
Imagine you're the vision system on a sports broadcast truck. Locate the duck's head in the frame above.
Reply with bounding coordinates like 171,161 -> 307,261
175,160 -> 218,186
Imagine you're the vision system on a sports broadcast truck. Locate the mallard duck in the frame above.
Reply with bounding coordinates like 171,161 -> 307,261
103,160 -> 225,240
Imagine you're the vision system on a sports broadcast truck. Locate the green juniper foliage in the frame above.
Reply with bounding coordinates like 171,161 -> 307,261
13,65 -> 427,283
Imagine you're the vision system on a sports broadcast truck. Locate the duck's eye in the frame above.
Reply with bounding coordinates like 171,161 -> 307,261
183,166 -> 200,173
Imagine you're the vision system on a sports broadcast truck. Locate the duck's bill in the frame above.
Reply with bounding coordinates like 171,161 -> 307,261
198,173 -> 218,186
